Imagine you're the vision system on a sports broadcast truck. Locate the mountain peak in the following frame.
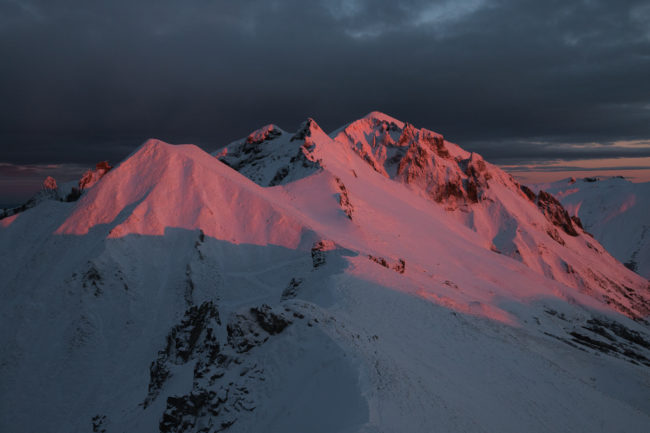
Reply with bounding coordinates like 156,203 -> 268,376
55,138 -> 308,246
245,124 -> 284,145
291,118 -> 327,143
216,119 -> 326,187
134,137 -> 169,154
3,112 -> 650,433
362,111 -> 405,127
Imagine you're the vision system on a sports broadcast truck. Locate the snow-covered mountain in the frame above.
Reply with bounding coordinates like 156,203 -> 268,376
534,176 -> 650,280
1,112 -> 649,433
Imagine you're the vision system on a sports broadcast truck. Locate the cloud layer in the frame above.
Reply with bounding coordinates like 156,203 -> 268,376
1,1 -> 649,168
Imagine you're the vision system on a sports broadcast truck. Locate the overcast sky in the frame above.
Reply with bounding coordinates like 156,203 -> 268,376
1,0 -> 650,205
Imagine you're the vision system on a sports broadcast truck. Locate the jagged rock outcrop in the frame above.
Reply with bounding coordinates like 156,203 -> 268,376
311,240 -> 336,268
79,161 -> 112,191
246,124 -> 282,145
368,255 -> 406,274
536,190 -> 580,237
215,120 -> 325,187
217,125 -> 283,173
333,113 -> 495,207
144,301 -> 221,408
145,301 -> 301,433
396,144 -> 492,205
0,160 -> 113,221
43,176 -> 58,190
334,177 -> 354,219
290,118 -> 321,142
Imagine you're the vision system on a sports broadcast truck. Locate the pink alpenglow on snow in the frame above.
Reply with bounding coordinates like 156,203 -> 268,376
2,112 -> 650,433
48,115 -> 650,323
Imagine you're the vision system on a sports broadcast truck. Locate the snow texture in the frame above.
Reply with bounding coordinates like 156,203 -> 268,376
1,112 -> 649,433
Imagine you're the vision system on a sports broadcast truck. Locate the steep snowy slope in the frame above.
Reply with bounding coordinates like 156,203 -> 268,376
224,111 -> 648,318
536,176 -> 650,279
1,113 -> 650,433
56,139 -> 309,247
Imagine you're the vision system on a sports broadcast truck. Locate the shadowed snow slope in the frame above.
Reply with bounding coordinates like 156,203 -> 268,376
1,113 -> 650,433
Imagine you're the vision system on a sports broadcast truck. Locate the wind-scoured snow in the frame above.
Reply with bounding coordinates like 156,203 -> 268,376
1,112 -> 649,433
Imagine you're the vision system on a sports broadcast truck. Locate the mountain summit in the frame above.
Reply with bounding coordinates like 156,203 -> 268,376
217,111 -> 648,319
1,112 -> 649,432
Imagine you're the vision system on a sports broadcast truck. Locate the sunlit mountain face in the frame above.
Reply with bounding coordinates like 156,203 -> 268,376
1,112 -> 649,433
534,176 -> 650,279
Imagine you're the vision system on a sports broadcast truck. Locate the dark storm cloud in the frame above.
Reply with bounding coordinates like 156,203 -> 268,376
1,0 -> 649,166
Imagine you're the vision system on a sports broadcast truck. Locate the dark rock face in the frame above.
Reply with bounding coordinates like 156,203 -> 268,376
543,311 -> 650,367
82,263 -> 103,296
536,190 -> 579,237
226,305 -> 292,353
460,154 -> 491,202
245,125 -> 282,145
159,383 -> 254,433
144,301 -> 221,407
281,278 -> 303,300
546,227 -> 566,246
145,300 -> 300,433
218,121 -> 323,187
465,178 -> 479,203
311,240 -> 336,268
218,141 -> 268,174
624,260 -> 638,273
268,166 -> 290,186
159,387 -> 248,433
290,118 -> 319,142
161,391 -> 216,433
165,302 -> 221,365
369,117 -> 402,135
570,215 -> 584,230
519,184 -> 537,202
368,255 -> 406,274
368,255 -> 389,268
432,181 -> 465,203
394,259 -> 406,274
516,185 -> 585,241
91,414 -> 107,433
334,177 -> 354,219
65,187 -> 82,202
225,314 -> 265,354
250,305 -> 291,335
268,145 -> 321,186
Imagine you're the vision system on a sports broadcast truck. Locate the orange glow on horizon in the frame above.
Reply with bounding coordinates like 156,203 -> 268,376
499,157 -> 650,184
